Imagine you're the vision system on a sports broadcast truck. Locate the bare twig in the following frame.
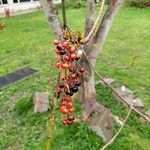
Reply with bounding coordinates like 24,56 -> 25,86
81,0 -> 106,44
101,107 -> 132,150
46,97 -> 56,150
83,51 -> 150,123
46,59 -> 57,150
62,0 -> 67,29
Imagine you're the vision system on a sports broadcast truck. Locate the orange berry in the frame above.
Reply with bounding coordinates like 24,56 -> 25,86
53,39 -> 59,45
62,63 -> 70,69
69,47 -> 76,53
71,54 -> 76,59
68,102 -> 73,108
71,74 -> 76,78
69,107 -> 74,112
61,108 -> 68,114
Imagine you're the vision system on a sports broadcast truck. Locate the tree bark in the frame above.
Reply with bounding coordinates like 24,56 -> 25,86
40,0 -> 62,37
76,55 -> 101,119
89,0 -> 125,65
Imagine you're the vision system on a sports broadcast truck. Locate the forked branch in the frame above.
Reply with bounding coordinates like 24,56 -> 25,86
81,0 -> 106,44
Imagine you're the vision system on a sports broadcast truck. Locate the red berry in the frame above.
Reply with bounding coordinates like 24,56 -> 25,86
69,57 -> 74,62
80,68 -> 85,73
63,42 -> 69,49
71,54 -> 76,59
68,115 -> 75,121
64,55 -> 70,61
69,47 -> 76,53
67,120 -> 73,125
61,101 -> 67,106
75,54 -> 80,60
53,39 -> 59,45
55,49 -> 60,55
62,120 -> 68,125
56,62 -> 61,68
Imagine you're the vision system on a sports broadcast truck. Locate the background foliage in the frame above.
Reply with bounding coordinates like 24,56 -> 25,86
65,0 -> 150,9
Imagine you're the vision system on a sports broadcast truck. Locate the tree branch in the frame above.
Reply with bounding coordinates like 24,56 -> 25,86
85,0 -> 96,36
101,107 -> 132,150
62,0 -> 67,28
40,0 -> 62,37
83,50 -> 150,123
81,0 -> 106,44
89,0 -> 125,65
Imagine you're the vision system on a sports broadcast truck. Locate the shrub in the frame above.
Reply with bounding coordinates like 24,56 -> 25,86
73,0 -> 86,8
126,0 -> 150,8
13,97 -> 33,116
56,0 -> 86,9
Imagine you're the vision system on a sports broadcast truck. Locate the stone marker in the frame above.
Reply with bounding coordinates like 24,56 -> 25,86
89,108 -> 114,142
0,67 -> 38,90
113,86 -> 133,103
113,86 -> 144,110
132,98 -> 144,108
34,92 -> 50,113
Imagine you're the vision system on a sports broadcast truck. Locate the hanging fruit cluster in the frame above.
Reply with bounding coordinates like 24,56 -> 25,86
53,30 -> 84,125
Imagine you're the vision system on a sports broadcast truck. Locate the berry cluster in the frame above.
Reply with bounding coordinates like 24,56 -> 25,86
53,37 -> 84,125
61,95 -> 75,125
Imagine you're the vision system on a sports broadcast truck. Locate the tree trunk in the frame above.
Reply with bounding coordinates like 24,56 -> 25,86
76,55 -> 101,119
40,0 -> 62,37
76,0 -> 125,119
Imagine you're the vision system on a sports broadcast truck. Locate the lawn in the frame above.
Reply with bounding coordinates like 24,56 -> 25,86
0,7 -> 150,150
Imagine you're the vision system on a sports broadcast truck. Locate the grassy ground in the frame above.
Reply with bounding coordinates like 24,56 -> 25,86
0,7 -> 150,150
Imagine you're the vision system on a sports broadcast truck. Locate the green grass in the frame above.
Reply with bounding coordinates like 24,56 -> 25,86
0,7 -> 150,149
